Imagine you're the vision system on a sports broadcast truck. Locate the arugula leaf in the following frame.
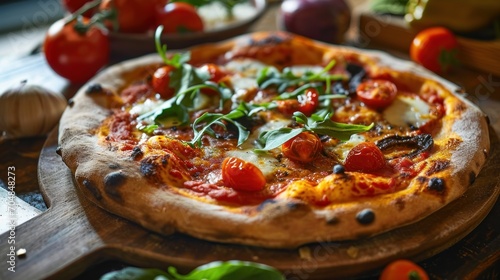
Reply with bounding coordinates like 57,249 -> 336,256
257,127 -> 305,151
189,103 -> 252,147
257,112 -> 373,151
167,260 -> 284,280
100,267 -> 170,280
257,60 -> 346,96
155,25 -> 190,68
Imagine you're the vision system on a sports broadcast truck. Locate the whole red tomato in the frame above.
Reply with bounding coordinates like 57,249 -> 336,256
155,2 -> 204,34
410,27 -> 459,74
43,18 -> 109,83
380,259 -> 429,280
61,0 -> 96,17
99,0 -> 167,33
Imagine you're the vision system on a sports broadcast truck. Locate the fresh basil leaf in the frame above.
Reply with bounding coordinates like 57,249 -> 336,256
256,127 -> 304,151
167,260 -> 285,280
100,267 -> 170,280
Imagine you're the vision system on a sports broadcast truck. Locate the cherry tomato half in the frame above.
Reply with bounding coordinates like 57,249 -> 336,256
356,80 -> 397,109
282,132 -> 322,163
344,142 -> 386,173
151,65 -> 176,99
380,259 -> 429,280
199,63 -> 229,96
221,157 -> 266,192
43,18 -> 109,83
155,2 -> 204,34
100,0 -> 166,33
277,87 -> 320,116
410,27 -> 459,74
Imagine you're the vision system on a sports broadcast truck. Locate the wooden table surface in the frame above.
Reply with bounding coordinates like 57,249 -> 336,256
0,1 -> 499,279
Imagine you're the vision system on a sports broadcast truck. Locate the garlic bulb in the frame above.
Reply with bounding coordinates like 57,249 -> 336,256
0,80 -> 67,138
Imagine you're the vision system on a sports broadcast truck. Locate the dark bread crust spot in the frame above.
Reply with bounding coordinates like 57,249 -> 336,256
82,179 -> 102,200
104,171 -> 126,201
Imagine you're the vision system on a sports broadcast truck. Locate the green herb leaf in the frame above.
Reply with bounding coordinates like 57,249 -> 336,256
257,112 -> 373,151
100,267 -> 170,280
256,127 -> 305,151
168,260 -> 285,280
155,25 -> 190,68
138,124 -> 159,134
189,103 -> 254,147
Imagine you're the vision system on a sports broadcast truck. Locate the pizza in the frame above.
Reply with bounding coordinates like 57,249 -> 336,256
57,32 -> 490,248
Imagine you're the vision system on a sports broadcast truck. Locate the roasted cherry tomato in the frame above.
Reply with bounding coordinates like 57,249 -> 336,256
221,157 -> 266,192
344,142 -> 386,173
199,63 -> 229,95
155,2 -> 204,34
282,132 -> 322,163
43,18 -> 109,83
410,27 -> 458,74
380,259 -> 429,280
151,65 -> 176,99
298,87 -> 320,116
100,0 -> 166,33
356,80 -> 397,109
277,87 -> 320,116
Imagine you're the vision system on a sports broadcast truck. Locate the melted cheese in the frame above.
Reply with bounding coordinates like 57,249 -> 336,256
325,134 -> 366,162
129,99 -> 164,116
224,58 -> 269,77
225,149 -> 280,178
383,96 -> 432,128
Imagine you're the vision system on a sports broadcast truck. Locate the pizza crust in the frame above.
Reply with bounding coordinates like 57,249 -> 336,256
58,32 -> 490,248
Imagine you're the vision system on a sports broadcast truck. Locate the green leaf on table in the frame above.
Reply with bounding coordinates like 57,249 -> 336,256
168,260 -> 285,280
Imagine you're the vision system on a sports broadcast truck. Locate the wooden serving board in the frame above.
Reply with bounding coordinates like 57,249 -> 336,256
1,127 -> 499,280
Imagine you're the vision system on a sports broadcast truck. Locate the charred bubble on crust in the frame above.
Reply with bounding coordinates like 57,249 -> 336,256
85,83 -> 103,94
68,98 -> 74,107
469,171 -> 476,185
104,171 -> 126,201
427,177 -> 445,192
356,209 -> 375,225
376,134 -> 433,159
257,199 -> 277,211
140,159 -> 157,177
55,146 -> 62,156
82,179 -> 102,200
130,146 -> 143,160
426,160 -> 450,176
